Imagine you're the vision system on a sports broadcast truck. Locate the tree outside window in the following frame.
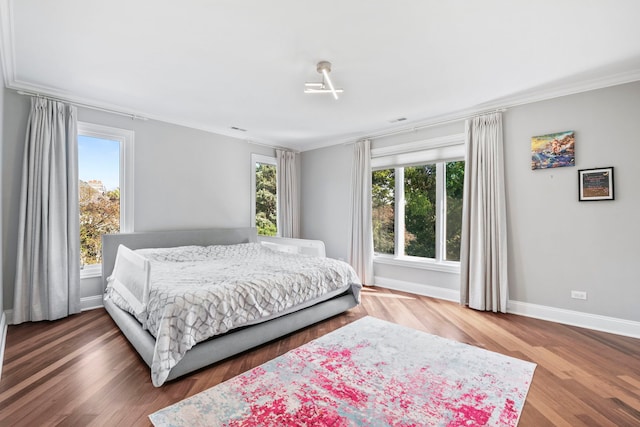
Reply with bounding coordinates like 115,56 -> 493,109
372,169 -> 395,254
445,161 -> 465,261
255,162 -> 277,236
372,160 -> 464,262
404,164 -> 437,258
77,122 -> 133,277
78,134 -> 121,267
79,181 -> 120,266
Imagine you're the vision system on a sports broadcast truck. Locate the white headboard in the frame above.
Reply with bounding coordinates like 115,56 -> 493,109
257,235 -> 326,257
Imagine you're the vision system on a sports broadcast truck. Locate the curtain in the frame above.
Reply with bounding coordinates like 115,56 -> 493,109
348,139 -> 374,285
13,97 -> 81,323
460,112 -> 508,312
276,149 -> 300,238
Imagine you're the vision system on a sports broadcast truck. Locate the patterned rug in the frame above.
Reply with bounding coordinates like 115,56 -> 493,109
149,316 -> 536,426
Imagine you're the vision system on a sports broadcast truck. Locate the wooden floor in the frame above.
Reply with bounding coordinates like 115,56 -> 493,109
1,286 -> 639,426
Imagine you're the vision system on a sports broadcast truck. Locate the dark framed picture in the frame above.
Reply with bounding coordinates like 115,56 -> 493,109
578,167 -> 614,201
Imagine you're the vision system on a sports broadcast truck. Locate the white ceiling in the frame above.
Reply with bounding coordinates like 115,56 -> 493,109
2,0 -> 640,152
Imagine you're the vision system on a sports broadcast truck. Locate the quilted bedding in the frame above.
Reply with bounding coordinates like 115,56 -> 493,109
104,242 -> 361,386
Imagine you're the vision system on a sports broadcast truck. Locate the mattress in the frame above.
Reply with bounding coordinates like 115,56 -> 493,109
104,242 -> 361,386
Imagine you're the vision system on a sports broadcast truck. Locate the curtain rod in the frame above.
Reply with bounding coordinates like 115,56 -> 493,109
353,108 -> 507,143
247,139 -> 299,153
16,89 -> 303,153
16,90 -> 148,121
16,90 -> 301,152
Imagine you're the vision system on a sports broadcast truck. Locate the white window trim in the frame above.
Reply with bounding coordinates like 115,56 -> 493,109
371,133 -> 465,169
373,253 -> 461,274
395,167 -> 405,257
78,122 -> 134,278
372,133 -> 465,272
435,162 -> 445,262
371,133 -> 465,159
250,153 -> 277,233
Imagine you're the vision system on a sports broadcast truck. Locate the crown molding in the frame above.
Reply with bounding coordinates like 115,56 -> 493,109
0,0 -> 16,87
1,0 -> 638,153
4,65 -> 639,155
474,67 -> 640,112
307,69 -> 640,152
6,66 -> 639,154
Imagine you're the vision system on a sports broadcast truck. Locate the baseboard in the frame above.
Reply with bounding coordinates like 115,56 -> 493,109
4,295 -> 104,326
5,290 -> 639,340
373,276 -> 460,302
81,295 -> 104,311
374,276 -> 640,339
508,300 -> 640,339
0,312 -> 7,381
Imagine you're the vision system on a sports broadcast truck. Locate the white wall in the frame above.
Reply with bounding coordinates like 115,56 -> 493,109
1,91 -> 274,309
300,142 -> 353,261
504,81 -> 640,322
301,121 -> 464,291
301,81 -> 640,325
2,80 -> 638,329
0,84 -> 3,314
0,63 -> 6,377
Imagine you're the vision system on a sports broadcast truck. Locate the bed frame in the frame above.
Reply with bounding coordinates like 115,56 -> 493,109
101,227 -> 360,383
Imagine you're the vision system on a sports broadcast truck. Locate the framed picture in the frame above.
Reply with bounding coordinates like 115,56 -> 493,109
531,130 -> 575,170
578,167 -> 614,201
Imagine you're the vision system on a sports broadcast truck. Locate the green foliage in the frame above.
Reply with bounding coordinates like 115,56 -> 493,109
446,161 -> 465,199
404,165 -> 436,258
371,161 -> 465,261
79,181 -> 120,266
255,163 -> 277,236
445,161 -> 465,261
372,169 -> 395,254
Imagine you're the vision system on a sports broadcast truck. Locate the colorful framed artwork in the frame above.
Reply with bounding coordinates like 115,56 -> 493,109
531,130 -> 575,170
578,167 -> 614,201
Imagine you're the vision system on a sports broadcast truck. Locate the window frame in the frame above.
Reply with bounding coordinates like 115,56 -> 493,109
250,153 -> 278,235
371,133 -> 465,273
78,122 -> 134,278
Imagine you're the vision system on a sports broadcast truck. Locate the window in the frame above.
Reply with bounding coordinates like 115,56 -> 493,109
78,122 -> 133,277
371,134 -> 465,269
251,154 -> 277,236
444,161 -> 465,261
372,168 -> 395,255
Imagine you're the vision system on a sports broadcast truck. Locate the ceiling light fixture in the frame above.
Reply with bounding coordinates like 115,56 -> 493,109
304,61 -> 343,100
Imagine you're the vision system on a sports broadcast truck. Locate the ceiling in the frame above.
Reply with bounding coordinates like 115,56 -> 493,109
2,0 -> 640,152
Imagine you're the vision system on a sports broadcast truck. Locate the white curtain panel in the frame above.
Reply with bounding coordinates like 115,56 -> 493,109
276,149 -> 300,238
460,112 -> 509,313
13,97 -> 81,323
348,140 -> 374,285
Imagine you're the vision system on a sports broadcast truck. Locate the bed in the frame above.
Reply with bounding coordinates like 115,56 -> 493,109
101,227 -> 361,386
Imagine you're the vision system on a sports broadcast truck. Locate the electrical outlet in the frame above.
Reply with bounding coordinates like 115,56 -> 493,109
571,290 -> 587,300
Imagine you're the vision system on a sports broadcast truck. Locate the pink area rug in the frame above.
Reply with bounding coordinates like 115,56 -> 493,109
149,316 -> 536,426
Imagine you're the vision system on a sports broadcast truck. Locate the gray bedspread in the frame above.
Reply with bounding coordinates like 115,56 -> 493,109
104,242 -> 361,386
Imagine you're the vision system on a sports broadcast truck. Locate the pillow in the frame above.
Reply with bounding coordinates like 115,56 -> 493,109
260,241 -> 300,254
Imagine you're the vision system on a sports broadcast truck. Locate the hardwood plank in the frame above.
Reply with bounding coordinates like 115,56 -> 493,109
0,286 -> 638,426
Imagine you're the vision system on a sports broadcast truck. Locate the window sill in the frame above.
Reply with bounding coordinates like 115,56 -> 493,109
373,255 -> 460,274
80,265 -> 102,280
